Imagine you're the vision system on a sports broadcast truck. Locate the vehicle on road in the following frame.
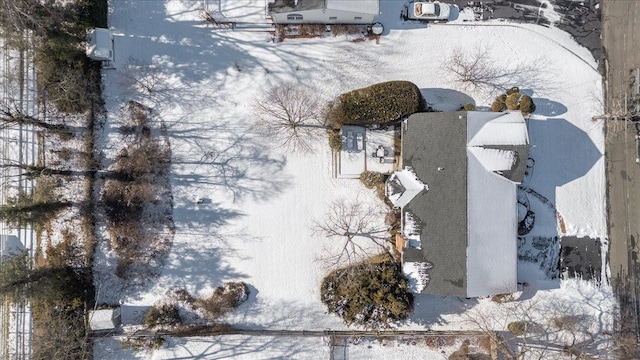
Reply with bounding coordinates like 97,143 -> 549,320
406,1 -> 451,21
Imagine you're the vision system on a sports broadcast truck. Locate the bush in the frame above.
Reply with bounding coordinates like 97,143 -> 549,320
144,304 -> 181,328
359,171 -> 385,188
330,24 -> 361,36
195,282 -> 249,319
492,87 -> 536,115
519,94 -> 536,114
359,171 -> 387,201
320,257 -> 413,329
121,336 -> 165,351
491,100 -> 505,112
508,321 -> 527,336
462,103 -> 475,111
326,81 -> 425,127
506,86 -> 520,95
328,131 -> 342,151
505,93 -> 521,110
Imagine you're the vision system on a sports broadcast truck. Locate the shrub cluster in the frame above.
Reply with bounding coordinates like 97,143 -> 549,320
320,257 -> 413,329
490,86 -> 536,115
195,281 -> 250,320
326,81 -> 425,127
359,171 -> 388,202
144,304 -> 182,328
103,139 -> 170,276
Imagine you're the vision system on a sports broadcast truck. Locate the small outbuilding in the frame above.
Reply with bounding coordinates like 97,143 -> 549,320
86,28 -> 115,67
88,307 -> 122,332
268,0 -> 380,24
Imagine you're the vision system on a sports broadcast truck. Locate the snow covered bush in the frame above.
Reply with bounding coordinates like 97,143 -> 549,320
320,256 -> 413,330
195,281 -> 249,320
326,81 -> 425,127
121,336 -> 165,351
144,304 -> 182,328
491,88 -> 536,115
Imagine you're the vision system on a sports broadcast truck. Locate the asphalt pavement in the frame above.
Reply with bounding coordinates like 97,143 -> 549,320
602,0 -> 640,336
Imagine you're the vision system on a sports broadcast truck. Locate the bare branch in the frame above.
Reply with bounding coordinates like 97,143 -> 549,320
312,199 -> 390,269
445,46 -> 545,94
253,82 -> 324,152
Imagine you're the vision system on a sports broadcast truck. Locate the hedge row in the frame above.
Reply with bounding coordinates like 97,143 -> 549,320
326,81 -> 425,127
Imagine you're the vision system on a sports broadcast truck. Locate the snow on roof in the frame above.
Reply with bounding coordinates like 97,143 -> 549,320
326,0 -> 379,15
89,308 -> 121,331
402,211 -> 422,249
86,28 -> 113,61
467,111 -> 529,147
468,147 -> 517,173
403,262 -> 432,293
466,151 -> 518,297
386,167 -> 428,208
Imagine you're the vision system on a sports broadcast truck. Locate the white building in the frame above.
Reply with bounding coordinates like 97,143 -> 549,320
268,0 -> 380,24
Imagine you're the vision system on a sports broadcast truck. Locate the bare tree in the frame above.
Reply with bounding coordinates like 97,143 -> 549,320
313,199 -> 390,269
465,296 -> 614,360
120,57 -> 165,96
445,46 -> 544,94
253,82 -> 324,152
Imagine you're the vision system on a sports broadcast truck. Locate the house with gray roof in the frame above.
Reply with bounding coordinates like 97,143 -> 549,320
268,0 -> 379,24
387,111 -> 529,297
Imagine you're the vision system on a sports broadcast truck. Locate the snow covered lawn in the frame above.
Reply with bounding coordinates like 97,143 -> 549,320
93,0 -> 613,357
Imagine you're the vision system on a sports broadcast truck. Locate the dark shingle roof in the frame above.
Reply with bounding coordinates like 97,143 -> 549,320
402,111 -> 468,297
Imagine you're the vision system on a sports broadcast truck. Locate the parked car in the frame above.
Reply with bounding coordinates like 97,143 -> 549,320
407,1 -> 451,21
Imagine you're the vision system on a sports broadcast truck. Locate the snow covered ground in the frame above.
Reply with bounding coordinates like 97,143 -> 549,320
93,0 -> 614,358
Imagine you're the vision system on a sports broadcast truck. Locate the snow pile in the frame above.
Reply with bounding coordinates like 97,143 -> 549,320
403,261 -> 432,293
402,211 -> 422,249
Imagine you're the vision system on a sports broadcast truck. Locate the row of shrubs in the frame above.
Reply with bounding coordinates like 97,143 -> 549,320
103,102 -> 171,277
491,87 -> 536,115
143,282 -> 250,329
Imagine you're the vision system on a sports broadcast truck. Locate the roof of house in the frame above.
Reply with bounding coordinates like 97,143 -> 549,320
325,0 -> 379,15
269,0 -> 379,14
269,0 -> 324,13
399,111 -> 528,297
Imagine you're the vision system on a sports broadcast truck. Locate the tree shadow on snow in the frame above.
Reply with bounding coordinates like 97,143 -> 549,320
408,294 -> 478,328
172,131 -> 289,204
518,117 -> 603,295
420,88 -> 475,112
531,98 -> 568,117
165,333 -> 320,359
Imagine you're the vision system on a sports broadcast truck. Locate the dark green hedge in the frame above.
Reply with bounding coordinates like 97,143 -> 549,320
327,81 -> 425,127
320,257 -> 413,329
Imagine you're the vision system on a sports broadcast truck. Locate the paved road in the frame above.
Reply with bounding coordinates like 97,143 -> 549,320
602,0 -> 640,109
602,0 -> 640,336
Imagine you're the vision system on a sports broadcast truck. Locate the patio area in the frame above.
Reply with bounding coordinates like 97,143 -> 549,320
335,125 -> 397,178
